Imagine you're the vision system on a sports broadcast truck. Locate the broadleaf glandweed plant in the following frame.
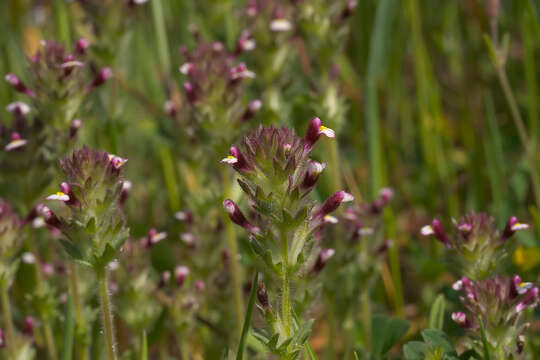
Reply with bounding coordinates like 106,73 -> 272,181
222,117 -> 353,358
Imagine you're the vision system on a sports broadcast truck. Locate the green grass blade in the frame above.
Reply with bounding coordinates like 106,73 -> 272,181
140,331 -> 148,360
61,294 -> 75,360
151,0 -> 171,75
236,272 -> 258,360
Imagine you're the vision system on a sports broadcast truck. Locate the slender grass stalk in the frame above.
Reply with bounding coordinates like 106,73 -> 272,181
365,0 -> 404,319
221,167 -> 244,339
327,140 -> 342,191
68,262 -> 88,360
487,39 -> 540,208
151,0 -> 171,76
360,291 -> 371,351
44,320 -> 58,360
0,282 -> 15,354
97,269 -> 117,360
236,272 -> 258,360
61,295 -> 74,360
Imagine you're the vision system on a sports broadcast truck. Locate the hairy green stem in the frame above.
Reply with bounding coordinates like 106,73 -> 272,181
221,168 -> 244,339
281,265 -> 291,338
69,262 -> 88,360
1,283 -> 15,353
97,269 -> 117,360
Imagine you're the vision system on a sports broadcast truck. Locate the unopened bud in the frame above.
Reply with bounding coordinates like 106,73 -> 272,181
175,266 -> 190,288
312,248 -> 335,273
223,199 -> 260,234
257,282 -> 269,309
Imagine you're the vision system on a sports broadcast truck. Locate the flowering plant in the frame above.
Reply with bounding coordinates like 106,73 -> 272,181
222,117 -> 353,357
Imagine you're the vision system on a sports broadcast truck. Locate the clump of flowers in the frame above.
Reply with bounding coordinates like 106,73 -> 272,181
451,275 -> 538,359
42,146 -> 129,360
420,212 -> 528,279
172,39 -> 260,156
222,117 -> 352,357
1,39 -> 110,207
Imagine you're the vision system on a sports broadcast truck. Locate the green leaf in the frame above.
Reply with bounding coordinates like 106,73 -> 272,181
61,294 -> 74,360
59,239 -> 84,261
428,294 -> 446,330
403,341 -> 428,360
371,314 -> 410,357
140,331 -> 148,360
421,329 -> 457,356
236,272 -> 259,360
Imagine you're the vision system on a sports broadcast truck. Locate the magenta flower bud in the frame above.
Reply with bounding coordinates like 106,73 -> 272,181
223,199 -> 260,234
301,160 -> 326,189
6,101 -> 30,117
246,0 -> 257,17
24,316 -> 35,336
0,328 -> 4,348
179,62 -> 194,75
70,118 -> 82,138
420,219 -> 450,247
451,312 -> 472,329
370,188 -> 394,214
88,67 -> 112,90
163,100 -> 178,117
230,63 -> 255,81
194,280 -> 205,291
501,216 -> 529,241
75,38 -> 90,56
5,73 -> 34,97
4,132 -> 28,152
60,181 -> 80,207
158,270 -> 171,289
221,146 -> 251,172
175,265 -> 190,288
36,204 -> 62,229
174,210 -> 193,224
312,248 -> 335,273
180,232 -> 196,249
316,191 -> 354,219
119,180 -> 132,207
235,33 -> 256,55
516,287 -> 539,312
304,117 -> 335,151
183,82 -> 197,103
257,282 -> 269,309
241,99 -> 262,121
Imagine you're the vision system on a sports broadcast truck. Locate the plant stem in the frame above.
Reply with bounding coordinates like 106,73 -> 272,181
1,282 -> 15,353
281,265 -> 291,338
69,262 -> 88,360
44,321 -> 58,360
97,269 -> 117,360
221,167 -> 244,339
361,290 -> 372,351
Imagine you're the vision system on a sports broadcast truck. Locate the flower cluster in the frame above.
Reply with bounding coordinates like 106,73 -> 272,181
42,146 -> 129,269
222,117 -> 352,356
420,212 -> 528,279
1,39 -> 110,208
451,275 -> 538,358
174,40 -> 260,128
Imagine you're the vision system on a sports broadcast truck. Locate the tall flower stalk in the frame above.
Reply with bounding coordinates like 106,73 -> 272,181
42,146 -> 129,360
222,117 -> 352,358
